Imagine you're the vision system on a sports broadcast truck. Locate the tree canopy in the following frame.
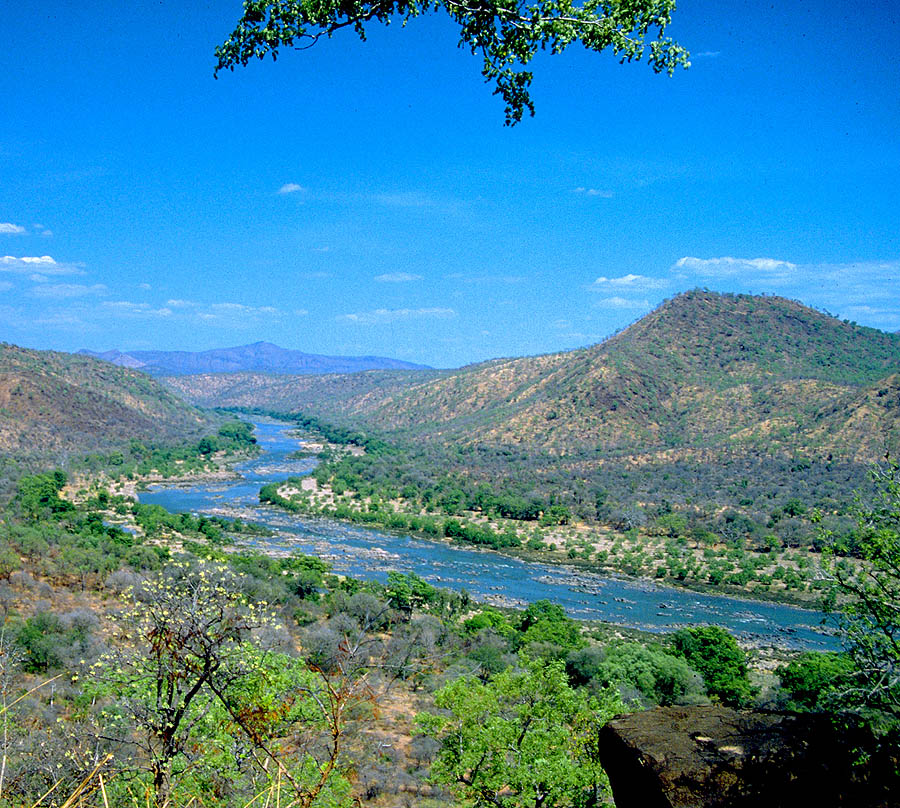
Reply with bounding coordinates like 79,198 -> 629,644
671,625 -> 755,707
418,656 -> 625,807
215,0 -> 690,124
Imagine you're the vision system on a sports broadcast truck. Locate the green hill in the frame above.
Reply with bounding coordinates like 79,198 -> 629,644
0,343 -> 215,473
167,291 -> 900,462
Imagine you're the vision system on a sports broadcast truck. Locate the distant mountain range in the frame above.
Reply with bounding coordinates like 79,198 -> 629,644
165,291 -> 900,462
78,342 -> 431,376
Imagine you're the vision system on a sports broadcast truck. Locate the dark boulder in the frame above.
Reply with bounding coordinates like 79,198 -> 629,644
597,706 -> 897,808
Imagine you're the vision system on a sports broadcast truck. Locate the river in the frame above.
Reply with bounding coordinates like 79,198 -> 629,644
140,420 -> 839,651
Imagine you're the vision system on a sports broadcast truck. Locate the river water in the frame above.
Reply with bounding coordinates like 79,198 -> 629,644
140,421 -> 838,651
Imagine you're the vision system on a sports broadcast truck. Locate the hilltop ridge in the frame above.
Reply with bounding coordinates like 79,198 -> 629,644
166,291 -> 900,461
79,341 -> 432,376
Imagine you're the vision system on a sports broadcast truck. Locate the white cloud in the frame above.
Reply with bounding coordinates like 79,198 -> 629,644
374,272 -> 423,283
294,308 -> 309,316
29,273 -> 49,283
138,282 -> 152,290
110,298 -> 281,322
0,255 -> 83,276
103,301 -> 173,317
208,302 -> 280,317
208,303 -> 247,313
12,255 -> 53,264
193,300 -> 280,319
572,187 -> 614,198
0,223 -> 25,234
804,259 -> 899,293
588,273 -> 668,292
33,311 -> 90,329
671,255 -> 896,296
278,183 -> 305,194
595,296 -> 651,309
338,307 -> 456,325
674,256 -> 797,277
669,255 -> 900,332
30,283 -> 107,299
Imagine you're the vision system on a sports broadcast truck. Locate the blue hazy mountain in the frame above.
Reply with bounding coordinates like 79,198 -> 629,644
78,342 -> 431,376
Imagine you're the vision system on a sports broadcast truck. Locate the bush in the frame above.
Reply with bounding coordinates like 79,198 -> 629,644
516,599 -> 585,657
466,631 -> 516,680
15,472 -> 74,520
15,612 -> 67,672
344,592 -> 391,631
822,462 -> 900,720
776,651 -> 857,711
569,643 -> 707,706
462,608 -> 515,641
671,626 -> 756,707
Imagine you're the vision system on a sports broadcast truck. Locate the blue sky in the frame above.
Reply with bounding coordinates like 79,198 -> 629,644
1,0 -> 898,367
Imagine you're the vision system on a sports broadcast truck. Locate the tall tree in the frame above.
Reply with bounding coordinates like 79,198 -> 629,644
92,561 -> 359,807
215,0 -> 689,124
822,461 -> 900,721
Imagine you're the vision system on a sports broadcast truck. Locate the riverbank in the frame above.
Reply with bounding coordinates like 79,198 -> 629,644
135,420 -> 839,652
63,448 -> 255,505
261,474 -> 833,611
167,493 -> 832,657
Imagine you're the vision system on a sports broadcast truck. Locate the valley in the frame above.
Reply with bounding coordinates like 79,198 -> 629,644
156,292 -> 900,611
165,291 -> 900,461
139,419 -> 836,648
1,290 -> 898,806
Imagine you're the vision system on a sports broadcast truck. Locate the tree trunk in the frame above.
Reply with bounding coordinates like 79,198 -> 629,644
152,760 -> 172,808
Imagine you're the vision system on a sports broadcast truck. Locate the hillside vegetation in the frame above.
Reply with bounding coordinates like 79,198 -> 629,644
0,343 -> 217,487
5,465 -> 892,808
2,292 -> 899,806
166,366 -> 445,414
166,291 -> 900,461
336,291 -> 900,453
157,294 -> 900,603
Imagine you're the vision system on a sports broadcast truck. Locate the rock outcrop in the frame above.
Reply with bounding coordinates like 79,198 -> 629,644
597,706 -> 897,808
